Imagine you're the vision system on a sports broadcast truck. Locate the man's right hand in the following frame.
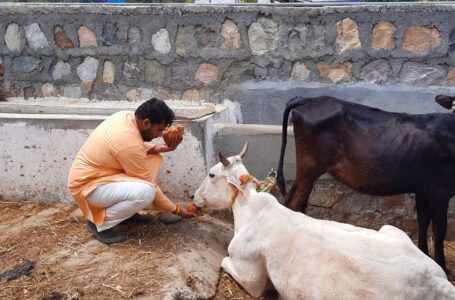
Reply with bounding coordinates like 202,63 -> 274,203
177,207 -> 196,219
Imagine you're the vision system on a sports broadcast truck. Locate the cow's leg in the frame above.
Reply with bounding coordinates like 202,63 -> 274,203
286,157 -> 322,213
221,256 -> 269,298
285,176 -> 318,213
429,193 -> 451,277
415,192 -> 431,255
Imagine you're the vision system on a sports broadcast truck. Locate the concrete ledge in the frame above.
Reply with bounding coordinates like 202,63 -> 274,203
226,83 -> 455,125
0,98 -> 217,120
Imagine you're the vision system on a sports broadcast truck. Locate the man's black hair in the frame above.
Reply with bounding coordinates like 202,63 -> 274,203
135,98 -> 175,126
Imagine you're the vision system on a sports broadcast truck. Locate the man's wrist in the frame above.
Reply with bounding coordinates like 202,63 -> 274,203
173,204 -> 180,215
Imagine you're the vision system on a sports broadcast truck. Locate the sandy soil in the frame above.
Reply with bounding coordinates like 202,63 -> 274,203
1,201 -> 454,300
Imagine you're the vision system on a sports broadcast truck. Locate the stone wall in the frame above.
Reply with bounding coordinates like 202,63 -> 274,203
1,4 -> 455,102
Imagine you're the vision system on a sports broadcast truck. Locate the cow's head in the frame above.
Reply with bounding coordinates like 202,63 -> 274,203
435,95 -> 455,112
193,142 -> 249,210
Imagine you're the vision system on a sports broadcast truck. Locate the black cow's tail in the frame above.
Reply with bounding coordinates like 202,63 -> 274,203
277,97 -> 307,197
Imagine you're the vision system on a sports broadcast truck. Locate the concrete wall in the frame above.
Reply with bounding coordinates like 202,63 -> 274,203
0,102 -> 237,203
1,4 -> 455,105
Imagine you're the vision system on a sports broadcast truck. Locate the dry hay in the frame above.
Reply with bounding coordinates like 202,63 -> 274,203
0,200 -> 454,300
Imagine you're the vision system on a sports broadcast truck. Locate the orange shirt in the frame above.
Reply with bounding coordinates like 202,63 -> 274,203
68,111 -> 176,225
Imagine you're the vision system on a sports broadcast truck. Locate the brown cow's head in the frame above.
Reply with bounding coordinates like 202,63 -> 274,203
435,95 -> 455,112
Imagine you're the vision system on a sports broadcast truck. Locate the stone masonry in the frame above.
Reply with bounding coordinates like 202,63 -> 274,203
1,4 -> 455,101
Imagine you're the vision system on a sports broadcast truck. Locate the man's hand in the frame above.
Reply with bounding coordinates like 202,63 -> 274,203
177,207 -> 196,219
147,136 -> 183,155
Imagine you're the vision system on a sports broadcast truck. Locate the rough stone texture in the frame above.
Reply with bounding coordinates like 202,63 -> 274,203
5,23 -> 22,52
123,62 -> 140,81
152,28 -> 171,54
359,59 -> 392,84
371,22 -> 396,50
41,83 -> 59,97
77,57 -> 99,83
172,62 -> 193,82
291,61 -> 311,82
287,24 -> 308,59
78,26 -> 97,47
221,19 -> 242,49
12,56 -> 42,74
195,26 -> 220,49
175,26 -> 197,57
448,67 -> 455,84
399,62 -> 446,86
24,86 -> 36,99
126,89 -> 140,101
102,60 -> 115,84
103,23 -> 119,46
0,82 -> 19,98
145,60 -> 166,85
128,27 -> 141,44
181,89 -> 200,101
25,23 -> 49,50
0,5 -> 455,106
336,18 -> 361,53
54,26 -> 74,49
0,60 -> 5,77
81,81 -> 93,95
151,88 -> 173,100
63,86 -> 81,98
402,26 -> 442,53
450,28 -> 455,52
221,61 -> 253,85
306,25 -> 334,57
195,63 -> 218,86
52,60 -> 71,81
248,18 -> 278,55
316,61 -> 352,83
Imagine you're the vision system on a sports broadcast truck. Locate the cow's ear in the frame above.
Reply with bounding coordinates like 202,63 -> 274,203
227,175 -> 242,191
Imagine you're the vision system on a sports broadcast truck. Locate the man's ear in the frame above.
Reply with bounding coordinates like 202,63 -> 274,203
143,119 -> 151,129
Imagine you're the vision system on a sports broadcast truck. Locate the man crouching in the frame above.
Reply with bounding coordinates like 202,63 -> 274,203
68,98 -> 195,244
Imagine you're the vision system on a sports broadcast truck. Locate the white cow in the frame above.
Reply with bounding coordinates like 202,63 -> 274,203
193,143 -> 455,299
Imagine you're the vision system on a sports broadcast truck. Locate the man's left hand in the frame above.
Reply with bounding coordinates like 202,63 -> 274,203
147,136 -> 183,154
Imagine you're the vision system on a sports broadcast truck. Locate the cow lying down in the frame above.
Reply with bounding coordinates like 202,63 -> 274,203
193,143 -> 455,299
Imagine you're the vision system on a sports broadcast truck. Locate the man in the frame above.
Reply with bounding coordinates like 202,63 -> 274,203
68,98 -> 195,244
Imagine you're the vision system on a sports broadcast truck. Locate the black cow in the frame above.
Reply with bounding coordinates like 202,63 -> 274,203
277,96 -> 455,277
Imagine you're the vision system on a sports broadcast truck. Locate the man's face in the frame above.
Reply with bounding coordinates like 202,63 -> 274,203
140,120 -> 167,142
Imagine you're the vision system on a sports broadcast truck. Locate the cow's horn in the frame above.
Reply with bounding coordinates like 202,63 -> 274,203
219,152 -> 230,167
238,141 -> 248,158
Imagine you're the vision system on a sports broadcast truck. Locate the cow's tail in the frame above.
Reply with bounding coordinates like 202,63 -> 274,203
277,97 -> 306,197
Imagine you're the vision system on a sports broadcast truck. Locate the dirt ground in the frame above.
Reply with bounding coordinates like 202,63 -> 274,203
1,201 -> 454,300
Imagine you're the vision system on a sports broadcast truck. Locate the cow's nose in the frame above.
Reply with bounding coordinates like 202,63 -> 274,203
190,194 -> 194,200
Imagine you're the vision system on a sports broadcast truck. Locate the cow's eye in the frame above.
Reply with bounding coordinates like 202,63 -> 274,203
209,173 -> 215,178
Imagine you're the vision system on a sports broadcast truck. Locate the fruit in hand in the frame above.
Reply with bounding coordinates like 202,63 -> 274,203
163,124 -> 184,146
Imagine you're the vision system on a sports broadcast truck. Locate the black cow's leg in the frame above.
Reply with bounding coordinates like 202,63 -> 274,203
429,194 -> 450,276
286,175 -> 320,213
415,192 -> 431,255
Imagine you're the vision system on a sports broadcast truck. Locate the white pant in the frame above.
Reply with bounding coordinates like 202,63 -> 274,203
87,181 -> 156,232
